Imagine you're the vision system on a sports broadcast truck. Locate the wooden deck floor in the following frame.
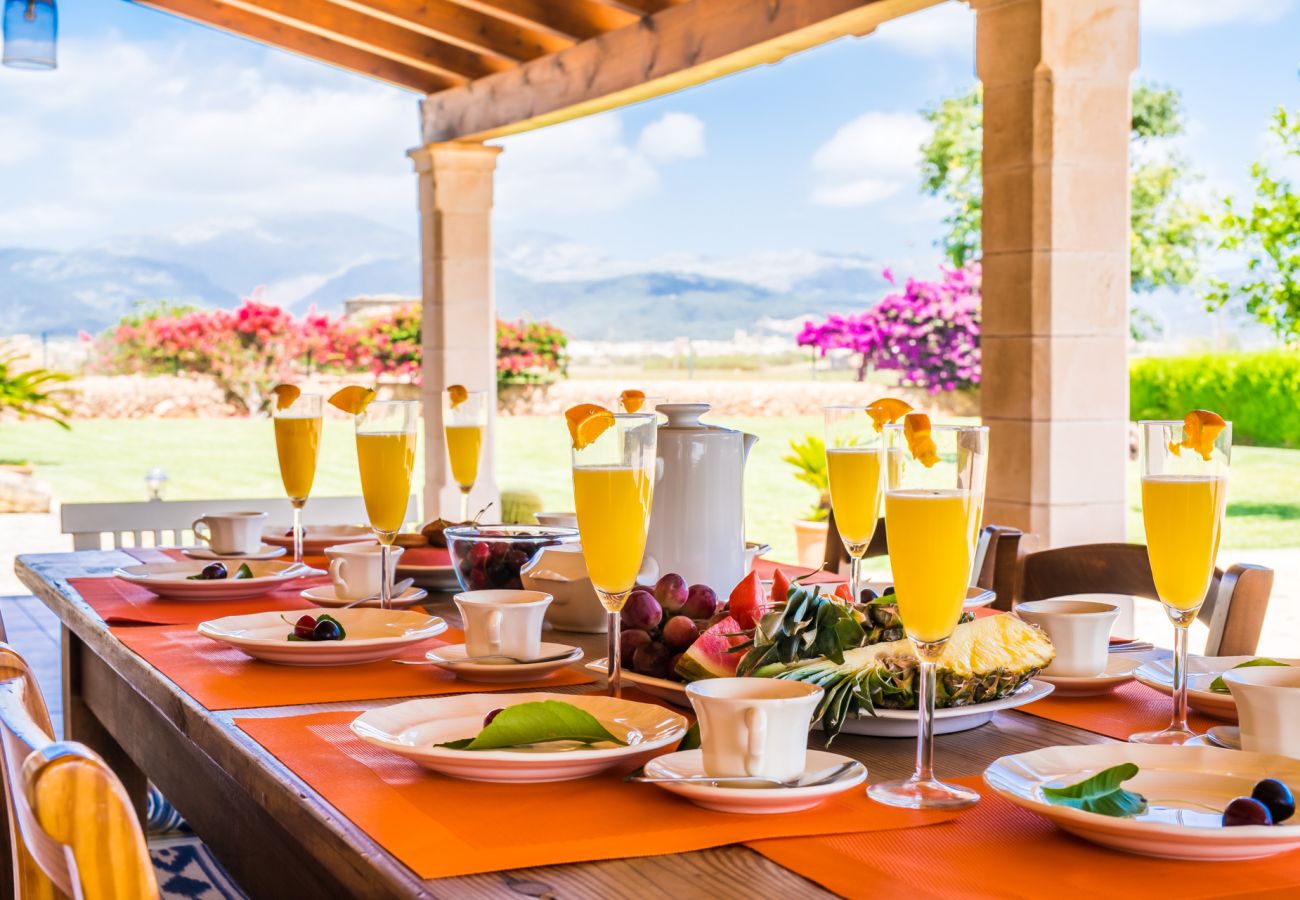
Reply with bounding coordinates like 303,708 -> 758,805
1,594 -> 63,736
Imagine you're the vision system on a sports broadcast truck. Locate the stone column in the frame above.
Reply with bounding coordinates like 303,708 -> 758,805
972,0 -> 1137,547
409,141 -> 502,520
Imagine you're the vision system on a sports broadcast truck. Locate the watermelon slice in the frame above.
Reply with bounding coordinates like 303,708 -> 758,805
675,615 -> 748,681
770,568 -> 792,607
728,569 -> 769,630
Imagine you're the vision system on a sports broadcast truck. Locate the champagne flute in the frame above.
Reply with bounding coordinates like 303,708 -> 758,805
571,412 -> 657,697
1130,416 -> 1230,744
272,392 -> 322,564
824,406 -> 887,604
443,388 -> 487,521
354,400 -> 418,611
869,420 -> 987,810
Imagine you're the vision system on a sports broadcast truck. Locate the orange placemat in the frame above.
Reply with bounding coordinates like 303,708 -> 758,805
112,625 -> 595,710
748,775 -> 1300,900
1019,680 -> 1220,740
70,575 -> 325,626
235,710 -> 953,881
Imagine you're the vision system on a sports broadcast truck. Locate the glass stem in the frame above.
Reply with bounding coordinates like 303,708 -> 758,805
606,609 -> 622,698
379,543 -> 392,611
1171,622 -> 1190,732
461,489 -> 471,523
848,553 -> 863,605
916,658 -> 937,782
291,504 -> 303,565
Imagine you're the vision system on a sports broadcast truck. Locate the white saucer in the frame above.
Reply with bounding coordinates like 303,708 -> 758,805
182,544 -> 287,561
1186,726 -> 1243,751
642,749 -> 867,814
1036,656 -> 1141,696
300,583 -> 428,610
423,642 -> 583,683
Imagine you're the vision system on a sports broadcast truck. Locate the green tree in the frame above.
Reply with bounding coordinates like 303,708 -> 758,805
1205,106 -> 1300,343
919,83 -> 1211,299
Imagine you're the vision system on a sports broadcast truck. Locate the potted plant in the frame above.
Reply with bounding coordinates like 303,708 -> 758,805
782,434 -> 829,568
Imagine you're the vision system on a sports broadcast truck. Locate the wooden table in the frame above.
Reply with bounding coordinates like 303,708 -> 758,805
16,550 -> 1137,899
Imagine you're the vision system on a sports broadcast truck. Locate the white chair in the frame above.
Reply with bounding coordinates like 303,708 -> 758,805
60,497 -> 420,551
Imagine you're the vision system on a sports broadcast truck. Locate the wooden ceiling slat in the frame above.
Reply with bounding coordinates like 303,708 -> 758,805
588,0 -> 682,15
208,0 -> 511,81
447,0 -> 635,42
327,0 -> 573,62
133,0 -> 453,92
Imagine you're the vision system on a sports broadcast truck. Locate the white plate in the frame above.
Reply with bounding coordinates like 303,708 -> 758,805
423,642 -> 583,683
112,561 -> 323,601
1037,656 -> 1141,697
181,543 -> 286,561
395,561 -> 460,592
1134,656 -> 1300,722
198,608 -> 447,666
262,524 -> 373,555
300,583 -> 429,610
1187,726 -> 1244,751
351,692 -> 688,783
584,659 -> 1055,737
984,743 -> 1300,860
643,749 -> 866,814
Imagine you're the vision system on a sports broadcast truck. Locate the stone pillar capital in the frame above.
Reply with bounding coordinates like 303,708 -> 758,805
407,141 -> 503,175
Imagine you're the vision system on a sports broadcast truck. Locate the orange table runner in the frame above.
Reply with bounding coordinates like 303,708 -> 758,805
753,558 -> 843,585
235,709 -> 953,881
748,775 -> 1300,900
1019,680 -> 1220,740
70,575 -> 324,626
112,625 -> 595,710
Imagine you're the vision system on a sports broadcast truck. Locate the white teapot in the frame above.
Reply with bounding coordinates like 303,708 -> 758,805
645,403 -> 757,592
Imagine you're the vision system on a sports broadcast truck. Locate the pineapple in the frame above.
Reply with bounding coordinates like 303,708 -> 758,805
861,600 -> 974,645
762,614 -> 1055,741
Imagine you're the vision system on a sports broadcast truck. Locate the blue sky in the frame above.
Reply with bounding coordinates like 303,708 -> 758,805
2,0 -> 1298,281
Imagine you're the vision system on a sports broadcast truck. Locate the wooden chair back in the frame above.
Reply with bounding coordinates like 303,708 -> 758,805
61,495 -> 419,551
0,644 -> 158,900
1019,543 -> 1273,656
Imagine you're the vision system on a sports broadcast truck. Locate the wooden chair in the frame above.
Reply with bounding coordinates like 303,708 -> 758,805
823,512 -> 1026,609
0,643 -> 159,900
1019,543 -> 1274,656
61,495 -> 420,550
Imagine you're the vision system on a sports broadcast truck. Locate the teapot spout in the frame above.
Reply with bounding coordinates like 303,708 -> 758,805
741,431 -> 759,460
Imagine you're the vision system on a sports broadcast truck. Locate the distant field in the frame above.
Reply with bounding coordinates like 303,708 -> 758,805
2,417 -> 1297,558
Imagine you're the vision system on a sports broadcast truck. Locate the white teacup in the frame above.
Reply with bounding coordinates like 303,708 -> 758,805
1015,599 -> 1119,677
686,678 -> 822,781
325,542 -> 404,601
1223,666 -> 1300,757
454,590 -> 552,659
191,511 -> 267,556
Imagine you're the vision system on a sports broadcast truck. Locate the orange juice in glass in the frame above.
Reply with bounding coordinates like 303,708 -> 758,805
354,400 -> 418,610
271,391 -> 322,563
443,387 -> 487,520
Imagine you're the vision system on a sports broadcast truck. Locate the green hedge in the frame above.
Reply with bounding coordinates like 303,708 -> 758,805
1130,351 -> 1300,448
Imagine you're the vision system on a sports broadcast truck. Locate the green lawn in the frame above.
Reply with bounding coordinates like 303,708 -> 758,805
3,417 -> 1297,560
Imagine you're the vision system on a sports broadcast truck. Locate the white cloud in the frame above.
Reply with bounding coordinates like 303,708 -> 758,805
636,112 -> 706,162
1142,0 -> 1297,30
808,111 -> 929,208
872,3 -> 973,57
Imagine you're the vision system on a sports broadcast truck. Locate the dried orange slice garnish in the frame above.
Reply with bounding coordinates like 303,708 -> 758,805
269,383 -> 300,411
328,385 -> 376,416
903,413 -> 940,467
1169,409 -> 1226,461
447,384 -> 468,408
619,389 -> 646,414
866,397 -> 913,432
565,403 -> 616,450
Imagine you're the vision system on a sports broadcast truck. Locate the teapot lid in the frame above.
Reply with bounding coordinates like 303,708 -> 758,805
658,402 -> 731,433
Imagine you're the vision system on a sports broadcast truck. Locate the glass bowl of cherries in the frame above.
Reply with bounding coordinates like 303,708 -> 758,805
445,525 -> 580,593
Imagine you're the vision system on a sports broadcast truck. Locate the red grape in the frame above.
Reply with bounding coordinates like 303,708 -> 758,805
655,574 -> 689,614
1223,797 -> 1273,827
680,584 -> 718,619
619,629 -> 652,660
633,642 -> 674,679
622,590 -> 663,631
661,615 -> 699,650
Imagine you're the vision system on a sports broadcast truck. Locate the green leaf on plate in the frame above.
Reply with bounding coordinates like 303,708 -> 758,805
1209,658 -> 1290,693
437,700 -> 627,751
678,721 -> 701,751
233,563 -> 254,580
1041,763 -> 1147,818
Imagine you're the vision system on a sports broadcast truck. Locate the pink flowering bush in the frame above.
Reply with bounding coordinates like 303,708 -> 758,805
496,319 -> 568,385
797,264 -> 981,393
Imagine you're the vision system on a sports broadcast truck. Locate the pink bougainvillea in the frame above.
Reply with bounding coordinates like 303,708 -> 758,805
797,264 -> 981,393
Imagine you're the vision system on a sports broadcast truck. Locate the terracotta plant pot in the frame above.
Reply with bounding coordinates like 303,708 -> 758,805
791,519 -> 828,570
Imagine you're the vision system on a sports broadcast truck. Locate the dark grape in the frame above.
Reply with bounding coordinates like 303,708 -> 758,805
655,574 -> 689,614
859,588 -> 878,603
622,590 -> 663,631
680,584 -> 718,619
882,585 -> 895,596
633,642 -> 674,679
619,629 -> 652,660
312,619 -> 343,641
200,562 -> 227,580
483,708 -> 504,727
1223,797 -> 1273,827
667,652 -> 684,680
661,615 -> 699,650
1252,779 -> 1295,823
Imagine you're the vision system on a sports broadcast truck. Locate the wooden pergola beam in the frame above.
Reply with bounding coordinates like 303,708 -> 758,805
589,0 -> 684,16
422,0 -> 943,143
132,0 -> 455,92
446,0 -> 636,42
327,0 -> 573,62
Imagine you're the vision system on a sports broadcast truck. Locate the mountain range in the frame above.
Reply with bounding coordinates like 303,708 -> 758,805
0,214 -> 888,341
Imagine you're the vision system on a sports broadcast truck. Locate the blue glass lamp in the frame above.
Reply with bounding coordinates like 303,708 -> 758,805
3,0 -> 57,70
